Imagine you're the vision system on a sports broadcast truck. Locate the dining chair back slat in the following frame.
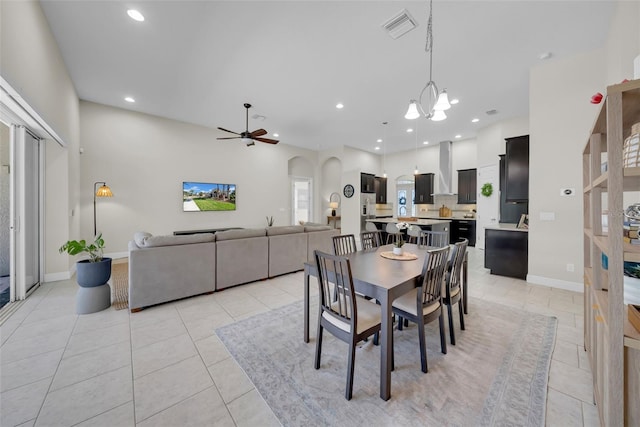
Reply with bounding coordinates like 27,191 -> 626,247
333,234 -> 357,256
421,230 -> 449,248
444,238 -> 468,345
360,231 -> 383,250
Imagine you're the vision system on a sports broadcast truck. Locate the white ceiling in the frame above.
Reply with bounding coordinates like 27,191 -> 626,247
39,0 -> 615,154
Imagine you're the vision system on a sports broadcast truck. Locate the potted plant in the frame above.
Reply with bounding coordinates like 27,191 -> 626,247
393,222 -> 408,255
59,233 -> 112,288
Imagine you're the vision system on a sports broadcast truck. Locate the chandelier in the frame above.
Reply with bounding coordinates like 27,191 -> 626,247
404,0 -> 451,121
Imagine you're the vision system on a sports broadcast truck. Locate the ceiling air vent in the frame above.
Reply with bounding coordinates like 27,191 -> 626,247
381,9 -> 418,40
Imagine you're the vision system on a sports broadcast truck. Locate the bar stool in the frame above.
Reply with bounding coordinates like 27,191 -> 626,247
365,222 -> 378,232
385,223 -> 402,244
407,225 -> 423,245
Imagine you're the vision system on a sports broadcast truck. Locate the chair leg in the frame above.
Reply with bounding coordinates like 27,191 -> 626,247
346,340 -> 356,400
404,318 -> 409,327
447,304 -> 456,346
391,328 -> 395,371
315,325 -> 323,369
438,313 -> 447,354
458,302 -> 465,331
398,316 -> 403,331
417,320 -> 428,373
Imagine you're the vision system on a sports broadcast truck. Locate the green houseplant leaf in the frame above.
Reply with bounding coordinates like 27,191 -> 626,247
59,233 -> 105,263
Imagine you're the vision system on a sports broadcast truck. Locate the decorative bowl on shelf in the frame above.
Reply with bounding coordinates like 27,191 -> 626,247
625,203 -> 640,221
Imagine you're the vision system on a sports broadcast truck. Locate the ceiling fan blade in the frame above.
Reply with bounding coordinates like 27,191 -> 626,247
250,129 -> 267,137
254,137 -> 279,144
217,127 -> 240,135
217,136 -> 241,140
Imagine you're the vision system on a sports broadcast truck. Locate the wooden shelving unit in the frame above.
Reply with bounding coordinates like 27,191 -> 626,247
583,79 -> 640,426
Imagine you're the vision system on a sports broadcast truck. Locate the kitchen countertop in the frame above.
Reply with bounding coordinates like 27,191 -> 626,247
484,223 -> 528,232
367,218 -> 451,226
417,215 -> 476,221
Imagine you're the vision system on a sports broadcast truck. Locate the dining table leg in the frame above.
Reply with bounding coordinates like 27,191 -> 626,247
379,293 -> 392,401
303,265 -> 311,343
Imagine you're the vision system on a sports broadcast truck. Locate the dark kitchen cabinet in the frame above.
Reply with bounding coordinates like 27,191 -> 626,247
450,219 -> 476,246
504,135 -> 529,203
374,176 -> 387,204
484,228 -> 528,279
499,154 -> 528,223
360,173 -> 375,193
414,173 -> 434,204
457,168 -> 477,204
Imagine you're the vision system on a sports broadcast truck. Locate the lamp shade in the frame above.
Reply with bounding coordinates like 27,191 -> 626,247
95,184 -> 113,197
430,109 -> 447,122
404,101 -> 420,120
433,90 -> 451,111
329,202 -> 339,209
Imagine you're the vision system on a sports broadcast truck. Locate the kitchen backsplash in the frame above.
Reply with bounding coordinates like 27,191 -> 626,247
416,194 -> 476,218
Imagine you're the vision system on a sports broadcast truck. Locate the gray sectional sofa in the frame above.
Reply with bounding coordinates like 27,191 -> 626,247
128,225 -> 339,311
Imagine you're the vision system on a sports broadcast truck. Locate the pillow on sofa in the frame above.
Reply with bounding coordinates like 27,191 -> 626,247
135,232 -> 215,248
304,225 -> 332,232
134,232 -> 152,247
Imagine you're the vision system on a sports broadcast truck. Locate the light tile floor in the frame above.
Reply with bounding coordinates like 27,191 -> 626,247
0,248 -> 600,426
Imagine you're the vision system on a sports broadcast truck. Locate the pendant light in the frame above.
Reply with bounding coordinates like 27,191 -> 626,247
404,0 -> 452,121
382,122 -> 388,178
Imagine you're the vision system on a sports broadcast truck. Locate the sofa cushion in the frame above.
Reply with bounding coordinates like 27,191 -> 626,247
215,228 -> 266,241
304,225 -> 332,232
136,233 -> 215,248
266,225 -> 304,236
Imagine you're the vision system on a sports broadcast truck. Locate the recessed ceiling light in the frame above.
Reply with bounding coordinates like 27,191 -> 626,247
375,146 -> 380,150
455,134 -> 462,139
471,118 -> 479,123
273,133 -> 279,137
423,141 -> 429,145
336,103 -> 344,109
450,99 -> 459,105
124,96 -> 135,103
127,9 -> 145,22
406,128 -> 413,133
377,139 -> 382,143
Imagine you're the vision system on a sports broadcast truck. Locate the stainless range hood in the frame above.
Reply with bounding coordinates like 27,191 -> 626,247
435,140 -> 456,196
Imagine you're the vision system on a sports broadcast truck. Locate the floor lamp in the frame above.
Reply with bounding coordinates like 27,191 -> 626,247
93,182 -> 113,237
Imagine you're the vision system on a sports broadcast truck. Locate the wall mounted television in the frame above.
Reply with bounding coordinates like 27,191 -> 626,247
183,182 -> 236,212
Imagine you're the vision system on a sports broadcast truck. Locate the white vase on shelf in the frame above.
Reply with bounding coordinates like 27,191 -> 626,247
393,247 -> 403,256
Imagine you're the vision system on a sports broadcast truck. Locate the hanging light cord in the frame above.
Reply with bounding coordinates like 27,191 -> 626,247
418,0 -> 439,118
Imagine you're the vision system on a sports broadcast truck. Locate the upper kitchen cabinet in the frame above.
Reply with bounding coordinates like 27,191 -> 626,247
374,176 -> 387,204
499,154 -> 528,223
504,135 -> 529,203
360,173 -> 375,193
457,168 -> 477,204
414,173 -> 434,204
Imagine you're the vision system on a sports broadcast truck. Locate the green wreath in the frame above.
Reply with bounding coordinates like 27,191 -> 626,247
481,183 -> 493,197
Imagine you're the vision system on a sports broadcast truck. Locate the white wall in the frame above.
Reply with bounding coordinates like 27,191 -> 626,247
605,1 -> 640,83
0,0 -> 79,277
78,101 -> 319,262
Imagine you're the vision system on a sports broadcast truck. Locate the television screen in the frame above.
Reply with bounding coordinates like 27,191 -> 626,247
183,182 -> 236,212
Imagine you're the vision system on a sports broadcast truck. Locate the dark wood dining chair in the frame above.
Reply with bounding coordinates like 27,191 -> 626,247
444,238 -> 468,345
421,230 -> 449,247
392,245 -> 450,373
313,250 -> 382,400
360,230 -> 382,250
333,234 -> 357,255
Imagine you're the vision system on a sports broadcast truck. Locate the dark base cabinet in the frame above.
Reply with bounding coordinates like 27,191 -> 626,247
484,229 -> 528,279
450,220 -> 476,246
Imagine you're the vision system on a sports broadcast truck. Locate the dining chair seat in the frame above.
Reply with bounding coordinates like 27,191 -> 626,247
324,296 -> 382,334
392,288 -> 441,317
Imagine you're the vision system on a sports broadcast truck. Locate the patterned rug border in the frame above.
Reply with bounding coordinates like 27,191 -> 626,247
217,297 -> 557,427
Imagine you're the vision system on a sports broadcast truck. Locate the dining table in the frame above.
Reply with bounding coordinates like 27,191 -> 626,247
302,243 -> 468,401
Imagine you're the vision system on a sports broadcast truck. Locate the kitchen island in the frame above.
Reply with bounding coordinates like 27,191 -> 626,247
484,223 -> 528,279
366,218 -> 451,243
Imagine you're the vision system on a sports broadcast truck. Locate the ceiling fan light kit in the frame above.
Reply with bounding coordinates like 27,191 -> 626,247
405,0 -> 452,122
217,103 -> 279,146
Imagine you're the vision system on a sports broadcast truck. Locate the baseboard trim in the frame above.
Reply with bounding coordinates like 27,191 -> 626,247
526,274 -> 583,293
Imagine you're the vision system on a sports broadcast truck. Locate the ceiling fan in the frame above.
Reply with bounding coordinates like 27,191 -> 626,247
217,103 -> 279,146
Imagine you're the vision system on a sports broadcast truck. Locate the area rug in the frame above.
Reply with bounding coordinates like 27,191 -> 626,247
110,262 -> 129,310
216,297 -> 557,427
